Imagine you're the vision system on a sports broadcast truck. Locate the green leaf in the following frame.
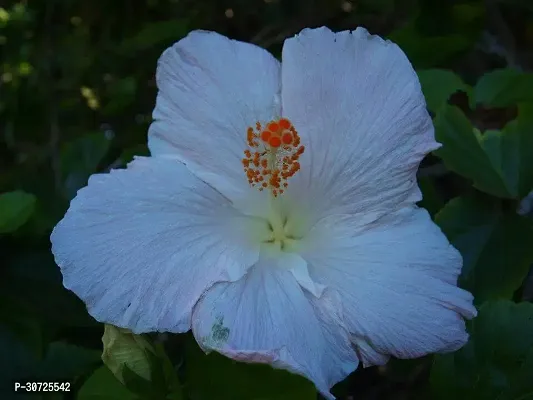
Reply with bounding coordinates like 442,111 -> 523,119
60,132 -> 111,200
475,69 -> 533,107
0,332 -> 100,394
431,300 -> 533,400
389,21 -> 472,68
418,176 -> 445,217
433,105 -> 533,198
417,69 -> 471,113
435,196 -> 533,302
101,325 -> 182,399
0,190 -> 36,233
154,342 -> 183,400
184,336 -> 316,400
102,325 -> 155,384
78,366 -> 138,400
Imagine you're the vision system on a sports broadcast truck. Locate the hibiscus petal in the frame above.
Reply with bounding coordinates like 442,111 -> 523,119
51,157 -> 263,333
191,252 -> 359,399
281,27 -> 438,226
302,206 -> 477,366
148,30 -> 281,201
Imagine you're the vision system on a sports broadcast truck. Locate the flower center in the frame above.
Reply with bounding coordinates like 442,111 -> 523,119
241,118 -> 305,197
263,211 -> 301,253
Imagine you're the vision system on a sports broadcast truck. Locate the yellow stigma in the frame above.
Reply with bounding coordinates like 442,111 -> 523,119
242,118 -> 305,197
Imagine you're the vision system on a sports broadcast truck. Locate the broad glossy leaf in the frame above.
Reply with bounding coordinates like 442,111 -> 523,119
184,336 -> 316,400
436,196 -> 533,302
431,300 -> 533,400
0,190 -> 36,233
475,69 -> 533,107
434,105 -> 533,198
417,69 -> 471,112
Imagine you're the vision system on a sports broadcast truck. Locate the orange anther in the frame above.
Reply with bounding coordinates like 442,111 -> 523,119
279,118 -> 291,130
269,136 -> 281,148
268,122 -> 280,133
261,130 -> 272,143
243,117 -> 304,196
281,133 -> 293,145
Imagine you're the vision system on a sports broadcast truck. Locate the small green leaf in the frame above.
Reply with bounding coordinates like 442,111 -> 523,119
78,366 -> 138,400
0,190 -> 36,233
417,69 -> 471,112
102,325 -> 155,384
184,335 -> 316,400
101,325 -> 182,399
436,196 -> 533,302
431,300 -> 533,400
475,69 -> 533,107
434,105 -> 533,198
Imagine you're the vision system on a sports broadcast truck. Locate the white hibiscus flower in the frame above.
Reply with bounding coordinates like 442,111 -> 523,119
51,27 -> 477,399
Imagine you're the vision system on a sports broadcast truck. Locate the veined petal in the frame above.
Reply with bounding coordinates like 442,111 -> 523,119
281,27 -> 437,225
302,206 -> 477,366
148,30 -> 281,201
51,157 -> 262,333
191,253 -> 358,399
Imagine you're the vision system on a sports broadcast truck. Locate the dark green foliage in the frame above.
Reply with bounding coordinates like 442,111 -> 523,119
431,301 -> 533,400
